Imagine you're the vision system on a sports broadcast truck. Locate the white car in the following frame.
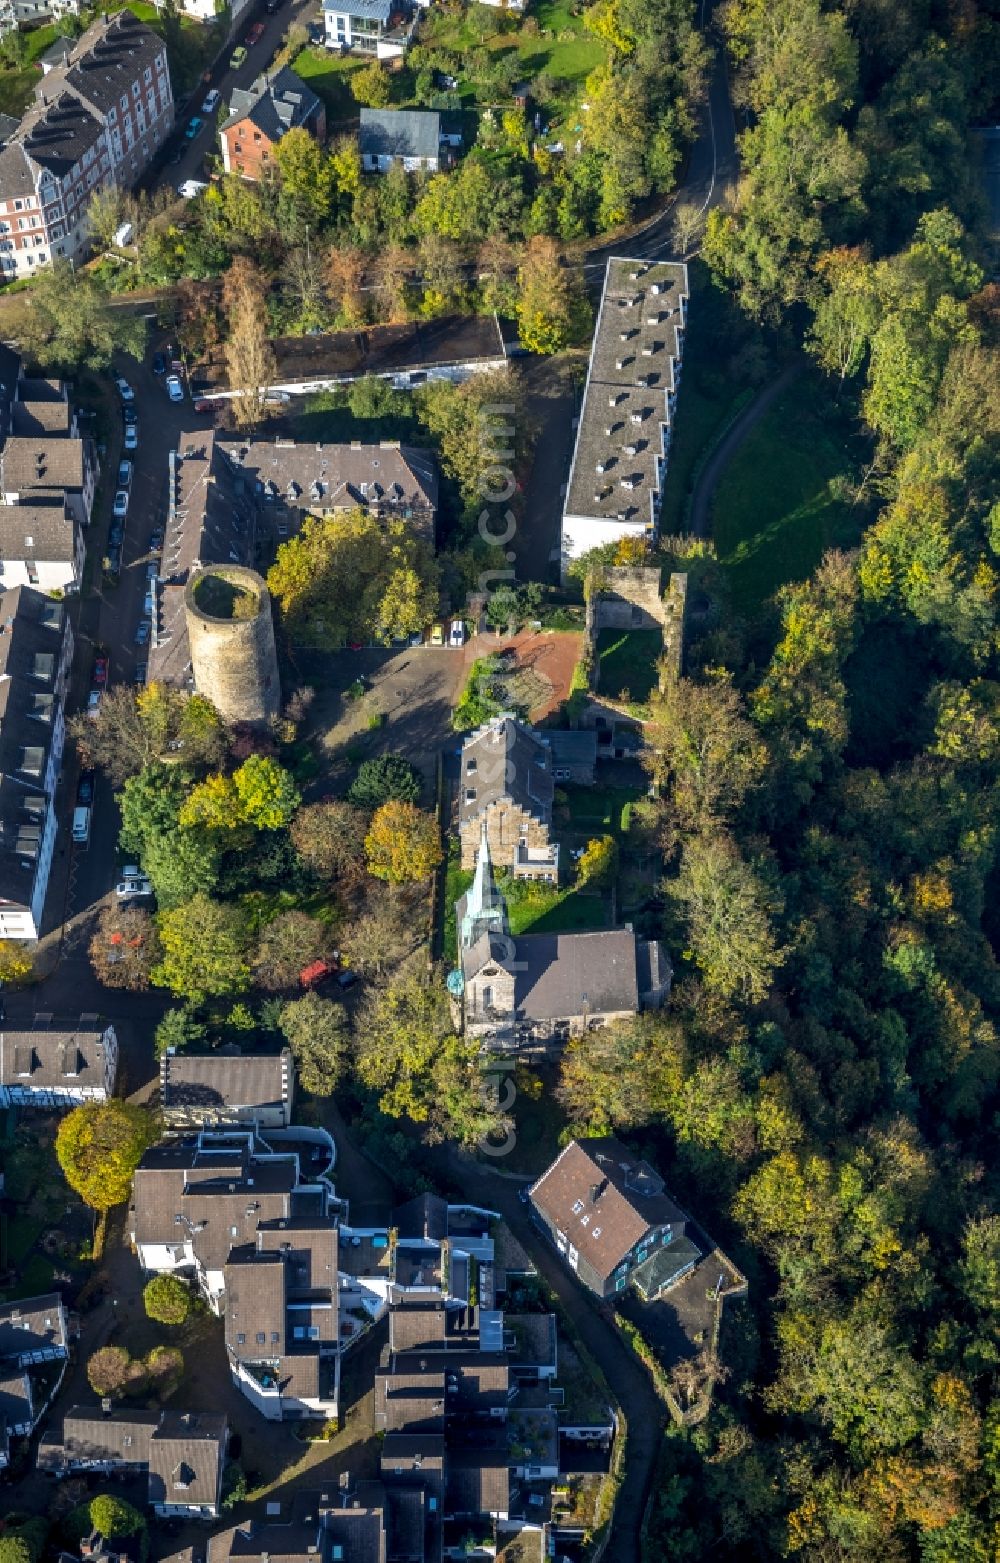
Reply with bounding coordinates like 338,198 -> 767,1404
449,618 -> 466,647
86,688 -> 103,720
177,178 -> 209,199
114,376 -> 135,402
201,88 -> 220,114
166,374 -> 185,403
124,424 -> 139,452
116,874 -> 153,900
112,489 -> 129,519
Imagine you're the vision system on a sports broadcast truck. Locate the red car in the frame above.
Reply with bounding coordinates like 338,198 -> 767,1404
91,652 -> 109,686
247,21 -> 265,43
194,398 -> 213,413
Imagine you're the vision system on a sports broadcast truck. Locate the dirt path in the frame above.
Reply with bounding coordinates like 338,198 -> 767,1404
689,360 -> 804,540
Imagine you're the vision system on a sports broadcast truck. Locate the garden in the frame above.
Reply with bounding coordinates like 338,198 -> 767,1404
0,1119 -> 94,1301
595,628 -> 662,703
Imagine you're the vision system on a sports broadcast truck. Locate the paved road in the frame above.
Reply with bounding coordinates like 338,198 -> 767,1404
142,0 -> 315,199
436,1150 -> 667,1561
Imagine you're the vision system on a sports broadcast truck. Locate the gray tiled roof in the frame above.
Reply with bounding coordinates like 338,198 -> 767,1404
359,108 -> 439,162
0,142 -> 35,204
12,400 -> 72,436
218,437 -> 438,517
0,1371 -> 32,1428
223,67 -> 322,140
515,928 -> 641,1020
0,499 -> 76,562
394,1193 -> 448,1242
1,436 -> 85,493
46,11 -> 167,121
529,1137 -> 687,1281
147,1409 -> 227,1511
17,91 -> 105,179
0,1293 -> 67,1359
160,1049 -> 292,1121
0,1026 -> 113,1092
459,716 -> 554,829
388,1304 -> 448,1353
225,1249 -> 287,1359
38,1407 -> 159,1470
445,1438 -> 509,1517
375,1363 -> 446,1433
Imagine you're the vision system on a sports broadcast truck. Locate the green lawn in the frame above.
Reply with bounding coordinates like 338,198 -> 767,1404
659,260 -> 772,537
711,372 -> 865,615
294,47 -> 365,122
0,22 -> 64,118
420,0 -> 604,120
500,874 -> 608,936
595,629 -> 662,702
563,783 -> 642,838
443,842 -> 474,967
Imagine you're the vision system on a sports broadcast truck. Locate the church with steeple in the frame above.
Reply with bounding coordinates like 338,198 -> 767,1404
454,830 -> 672,1053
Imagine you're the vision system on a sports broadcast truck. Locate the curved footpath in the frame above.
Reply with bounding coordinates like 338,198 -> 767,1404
688,359 -> 804,540
444,1152 -> 666,1562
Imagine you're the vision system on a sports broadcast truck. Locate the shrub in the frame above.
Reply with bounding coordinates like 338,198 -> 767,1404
143,1273 -> 191,1326
348,752 -> 422,809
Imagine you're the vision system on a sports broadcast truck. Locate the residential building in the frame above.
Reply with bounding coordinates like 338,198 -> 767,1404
0,12 -> 173,281
150,432 -> 437,690
160,1048 -> 295,1129
0,432 -> 97,529
0,500 -> 84,593
0,0 -> 80,43
458,715 -> 559,880
0,1019 -> 118,1107
0,586 -> 73,939
322,0 -> 412,59
528,1137 -> 702,1301
359,107 -> 445,172
0,1293 -> 70,1467
219,435 -> 439,544
456,832 -> 671,1051
206,1486 -> 390,1563
220,67 -> 326,180
38,1406 -> 228,1518
560,257 -> 688,581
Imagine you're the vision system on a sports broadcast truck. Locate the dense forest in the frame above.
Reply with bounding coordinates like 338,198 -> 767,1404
562,0 -> 1000,1556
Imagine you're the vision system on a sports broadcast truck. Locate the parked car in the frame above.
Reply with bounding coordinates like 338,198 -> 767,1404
143,589 -> 154,615
152,351 -> 167,376
116,874 -> 153,900
133,662 -> 147,687
449,618 -> 466,647
169,144 -> 185,165
178,179 -> 208,199
112,489 -> 129,519
76,770 -> 95,806
247,21 -> 265,43
229,44 -> 247,67
201,88 -> 221,114
135,619 -> 151,645
91,652 -> 109,686
166,374 -> 185,404
72,805 -> 91,845
193,398 -> 213,413
150,528 -> 164,552
114,375 -> 134,401
123,405 -> 138,426
146,562 -> 159,581
336,969 -> 358,991
124,424 -> 139,452
185,116 -> 203,140
86,688 -> 103,720
430,623 -> 445,646
117,458 -> 132,488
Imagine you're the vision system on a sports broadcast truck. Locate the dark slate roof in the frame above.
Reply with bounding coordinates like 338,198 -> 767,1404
375,1362 -> 446,1434
0,142 -> 36,204
0,112 -> 19,146
514,928 -> 641,1021
0,1293 -> 67,1359
218,437 -> 438,516
17,91 -> 104,179
160,1049 -> 293,1120
394,1193 -> 448,1242
0,499 -> 76,563
529,1137 -> 687,1281
1,436 -> 85,493
50,11 -> 167,120
546,728 -> 598,768
147,1409 -> 227,1511
322,0 -> 391,19
38,37 -> 74,72
225,1249 -> 287,1359
380,1432 -> 445,1489
459,715 -> 554,829
0,1026 -> 113,1092
222,67 -> 322,140
445,1436 -> 510,1517
359,108 -> 440,163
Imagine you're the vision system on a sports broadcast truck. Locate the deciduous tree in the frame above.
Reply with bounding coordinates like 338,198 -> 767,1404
348,753 -> 422,810
152,894 -> 253,1002
9,262 -> 146,371
365,800 -> 442,884
56,1102 -> 157,1211
291,800 -> 368,884
255,910 -> 333,991
279,991 -> 349,1095
515,236 -> 591,354
89,903 -> 162,991
669,834 -> 783,1002
143,1274 -> 191,1326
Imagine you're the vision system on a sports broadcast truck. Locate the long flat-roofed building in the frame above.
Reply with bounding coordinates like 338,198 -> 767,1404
560,257 -> 688,581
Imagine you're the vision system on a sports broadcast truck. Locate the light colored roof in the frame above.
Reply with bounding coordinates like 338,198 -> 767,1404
0,1025 -> 112,1093
359,108 -> 440,162
0,436 -> 85,493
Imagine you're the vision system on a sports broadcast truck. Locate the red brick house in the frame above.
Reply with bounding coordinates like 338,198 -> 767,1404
219,67 -> 326,181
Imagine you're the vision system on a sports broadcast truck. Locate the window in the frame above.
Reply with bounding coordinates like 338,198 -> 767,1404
230,1225 -> 238,1237
572,1199 -> 584,1214
308,1325 -> 320,1340
592,1226 -> 602,1238
271,1331 -> 279,1343
580,1214 -> 589,1227
481,985 -> 493,1010
255,1332 -> 265,1344
144,65 -> 152,83
236,1332 -> 246,1344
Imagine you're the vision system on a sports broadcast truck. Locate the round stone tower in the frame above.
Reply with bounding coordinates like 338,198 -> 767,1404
184,565 -> 280,726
